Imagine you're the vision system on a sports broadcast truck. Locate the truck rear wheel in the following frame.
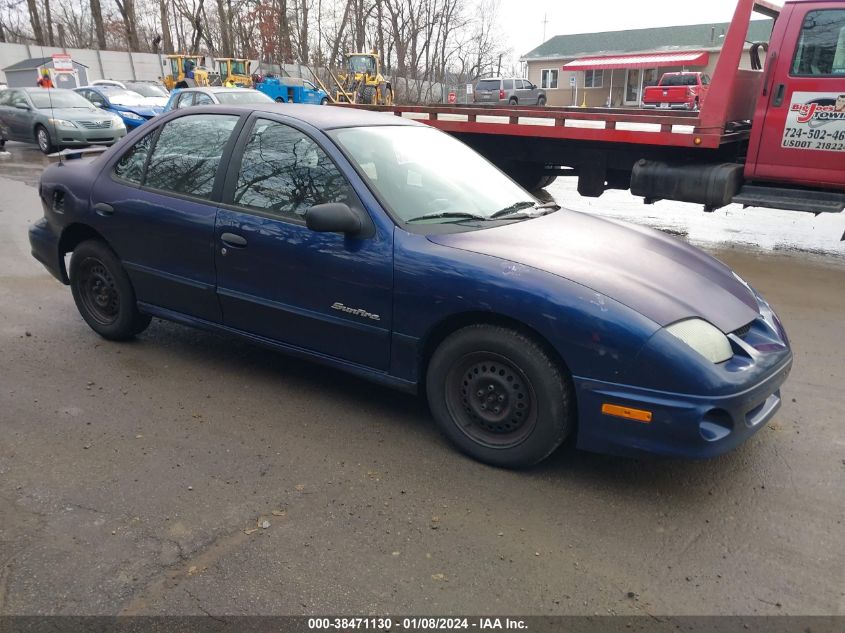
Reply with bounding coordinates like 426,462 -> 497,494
361,86 -> 377,105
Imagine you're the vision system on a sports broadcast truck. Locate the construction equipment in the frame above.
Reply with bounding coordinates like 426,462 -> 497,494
215,58 -> 253,87
334,50 -> 393,105
162,55 -> 211,90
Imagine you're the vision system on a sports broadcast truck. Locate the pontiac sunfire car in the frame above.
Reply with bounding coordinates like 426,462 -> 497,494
28,104 -> 792,467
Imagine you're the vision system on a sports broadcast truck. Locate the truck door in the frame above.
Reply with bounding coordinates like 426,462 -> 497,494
750,3 -> 845,188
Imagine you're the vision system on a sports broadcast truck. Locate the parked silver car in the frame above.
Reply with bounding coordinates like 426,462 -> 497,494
0,87 -> 126,154
473,77 -> 546,106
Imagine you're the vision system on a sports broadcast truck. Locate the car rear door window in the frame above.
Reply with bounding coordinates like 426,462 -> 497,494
194,92 -> 214,105
232,118 -> 355,221
113,132 -> 153,184
503,79 -> 514,90
144,114 -> 239,199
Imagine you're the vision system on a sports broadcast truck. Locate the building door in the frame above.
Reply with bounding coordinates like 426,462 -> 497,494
625,68 -> 642,105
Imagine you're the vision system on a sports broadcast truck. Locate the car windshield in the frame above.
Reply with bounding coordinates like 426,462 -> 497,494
331,126 -> 537,225
101,89 -> 149,105
29,89 -> 93,109
126,83 -> 168,98
213,90 -> 273,104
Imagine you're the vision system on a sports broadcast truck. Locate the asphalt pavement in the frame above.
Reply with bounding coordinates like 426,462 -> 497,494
0,141 -> 843,616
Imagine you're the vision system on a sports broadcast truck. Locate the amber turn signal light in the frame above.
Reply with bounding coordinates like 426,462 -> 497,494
601,403 -> 653,423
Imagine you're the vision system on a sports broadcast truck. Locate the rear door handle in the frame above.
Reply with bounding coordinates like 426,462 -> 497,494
93,202 -> 114,216
220,232 -> 247,248
772,83 -> 786,107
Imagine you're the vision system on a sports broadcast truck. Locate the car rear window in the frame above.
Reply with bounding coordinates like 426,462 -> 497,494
213,90 -> 273,105
660,74 -> 699,86
476,80 -> 500,91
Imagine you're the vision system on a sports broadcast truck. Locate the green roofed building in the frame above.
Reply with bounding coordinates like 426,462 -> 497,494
520,19 -> 774,107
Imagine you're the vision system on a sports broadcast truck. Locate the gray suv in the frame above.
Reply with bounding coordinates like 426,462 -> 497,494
473,77 -> 546,106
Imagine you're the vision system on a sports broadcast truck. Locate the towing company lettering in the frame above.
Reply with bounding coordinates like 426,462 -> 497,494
782,92 -> 845,152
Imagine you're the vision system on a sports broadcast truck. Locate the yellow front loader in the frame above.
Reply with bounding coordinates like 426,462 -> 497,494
162,55 -> 211,90
216,58 -> 253,87
334,51 -> 393,105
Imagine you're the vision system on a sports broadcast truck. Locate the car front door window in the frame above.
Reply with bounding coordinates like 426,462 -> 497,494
194,93 -> 214,105
232,118 -> 355,221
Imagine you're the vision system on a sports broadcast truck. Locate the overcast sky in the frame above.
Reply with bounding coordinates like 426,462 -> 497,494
500,0 -> 771,61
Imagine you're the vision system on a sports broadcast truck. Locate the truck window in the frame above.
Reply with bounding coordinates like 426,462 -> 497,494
791,9 -> 845,76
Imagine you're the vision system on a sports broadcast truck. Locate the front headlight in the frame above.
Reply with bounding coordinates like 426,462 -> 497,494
665,318 -> 733,364
48,118 -> 77,129
121,111 -> 144,121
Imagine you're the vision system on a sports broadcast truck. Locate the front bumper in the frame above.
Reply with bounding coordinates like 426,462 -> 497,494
51,126 -> 125,146
574,354 -> 793,459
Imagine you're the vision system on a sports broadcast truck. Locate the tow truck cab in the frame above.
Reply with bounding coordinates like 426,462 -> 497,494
746,0 -> 845,193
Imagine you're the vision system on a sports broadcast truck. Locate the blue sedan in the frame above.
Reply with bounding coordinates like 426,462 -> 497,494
28,104 -> 792,467
75,86 -> 163,129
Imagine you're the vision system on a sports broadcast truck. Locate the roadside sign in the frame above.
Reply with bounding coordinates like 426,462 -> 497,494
52,54 -> 73,71
569,75 -> 576,87
448,91 -> 457,104
466,84 -> 473,95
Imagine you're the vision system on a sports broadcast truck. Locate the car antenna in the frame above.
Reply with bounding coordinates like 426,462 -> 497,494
39,44 -> 63,166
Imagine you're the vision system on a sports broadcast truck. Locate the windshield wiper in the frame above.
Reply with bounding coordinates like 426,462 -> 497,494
405,211 -> 488,224
490,201 -> 561,220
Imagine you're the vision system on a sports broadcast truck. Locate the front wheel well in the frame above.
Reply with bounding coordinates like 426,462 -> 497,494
57,223 -> 109,282
419,312 -> 571,388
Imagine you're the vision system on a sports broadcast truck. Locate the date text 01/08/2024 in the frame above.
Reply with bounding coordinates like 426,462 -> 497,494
307,617 -> 528,630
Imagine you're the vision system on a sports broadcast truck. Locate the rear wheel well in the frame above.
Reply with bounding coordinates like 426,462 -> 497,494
57,224 -> 109,282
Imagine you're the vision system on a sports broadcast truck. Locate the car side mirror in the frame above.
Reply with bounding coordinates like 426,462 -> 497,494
305,203 -> 363,235
14,103 -> 30,110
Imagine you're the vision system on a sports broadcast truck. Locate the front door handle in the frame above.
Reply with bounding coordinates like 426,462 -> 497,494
772,83 -> 786,107
93,202 -> 114,216
220,232 -> 247,248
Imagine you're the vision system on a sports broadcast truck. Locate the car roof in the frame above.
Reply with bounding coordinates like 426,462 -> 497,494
20,87 -> 74,93
173,103 -> 423,131
180,87 -> 261,94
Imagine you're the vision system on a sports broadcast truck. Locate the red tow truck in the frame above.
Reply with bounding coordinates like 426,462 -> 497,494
642,72 -> 711,110
354,0 -> 845,234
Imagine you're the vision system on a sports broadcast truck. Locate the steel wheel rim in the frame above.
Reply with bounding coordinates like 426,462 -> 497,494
444,351 -> 538,449
77,257 -> 120,325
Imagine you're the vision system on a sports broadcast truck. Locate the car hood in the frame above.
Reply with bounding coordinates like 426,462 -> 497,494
113,104 -> 163,117
41,106 -> 101,119
428,210 -> 759,333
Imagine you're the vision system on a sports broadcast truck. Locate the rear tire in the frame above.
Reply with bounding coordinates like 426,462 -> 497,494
426,325 -> 573,468
508,97 -> 518,106
275,96 -> 286,103
320,97 -> 329,105
36,125 -> 55,154
69,239 -> 151,340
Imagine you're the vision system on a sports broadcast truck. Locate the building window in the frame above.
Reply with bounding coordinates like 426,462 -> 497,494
584,69 -> 604,88
540,69 -> 559,89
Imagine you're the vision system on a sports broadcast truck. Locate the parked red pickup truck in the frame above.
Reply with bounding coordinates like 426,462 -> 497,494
642,72 -> 711,110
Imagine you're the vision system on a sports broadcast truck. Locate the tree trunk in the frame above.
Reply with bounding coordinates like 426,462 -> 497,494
44,0 -> 55,46
298,0 -> 308,64
215,0 -> 231,57
114,0 -> 141,51
25,0 -> 44,46
90,0 -> 107,49
0,19 -> 6,43
159,0 -> 173,53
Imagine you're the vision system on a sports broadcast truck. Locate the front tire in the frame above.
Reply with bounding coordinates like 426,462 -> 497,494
320,97 -> 329,105
426,325 -> 573,468
36,125 -> 55,154
69,239 -> 151,340
538,96 -> 547,107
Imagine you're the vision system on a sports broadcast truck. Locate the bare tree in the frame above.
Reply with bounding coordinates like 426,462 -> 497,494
24,0 -> 44,45
114,0 -> 141,50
